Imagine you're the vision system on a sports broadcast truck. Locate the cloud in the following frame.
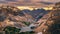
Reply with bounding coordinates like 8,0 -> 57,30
0,0 -> 59,8
0,0 -> 60,3
5,0 -> 18,2
0,0 -> 5,1
37,1 -> 54,5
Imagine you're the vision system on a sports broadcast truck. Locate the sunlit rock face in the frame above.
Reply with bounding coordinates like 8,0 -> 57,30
0,5 -> 34,28
34,2 -> 60,34
47,2 -> 60,34
0,6 -> 19,27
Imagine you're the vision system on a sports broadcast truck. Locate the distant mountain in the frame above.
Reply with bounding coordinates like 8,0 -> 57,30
22,9 -> 50,21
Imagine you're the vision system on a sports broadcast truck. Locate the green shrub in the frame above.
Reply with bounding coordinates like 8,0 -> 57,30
3,26 -> 21,34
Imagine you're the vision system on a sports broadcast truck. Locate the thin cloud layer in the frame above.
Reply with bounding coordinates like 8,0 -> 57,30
0,0 -> 60,7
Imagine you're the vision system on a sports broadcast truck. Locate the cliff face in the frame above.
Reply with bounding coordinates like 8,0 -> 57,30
0,6 -> 34,28
34,2 -> 60,34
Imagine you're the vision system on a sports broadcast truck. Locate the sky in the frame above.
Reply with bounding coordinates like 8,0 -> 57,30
0,0 -> 60,7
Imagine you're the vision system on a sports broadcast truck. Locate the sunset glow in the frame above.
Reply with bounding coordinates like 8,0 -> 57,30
43,7 -> 53,10
17,6 -> 53,10
17,6 -> 34,10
